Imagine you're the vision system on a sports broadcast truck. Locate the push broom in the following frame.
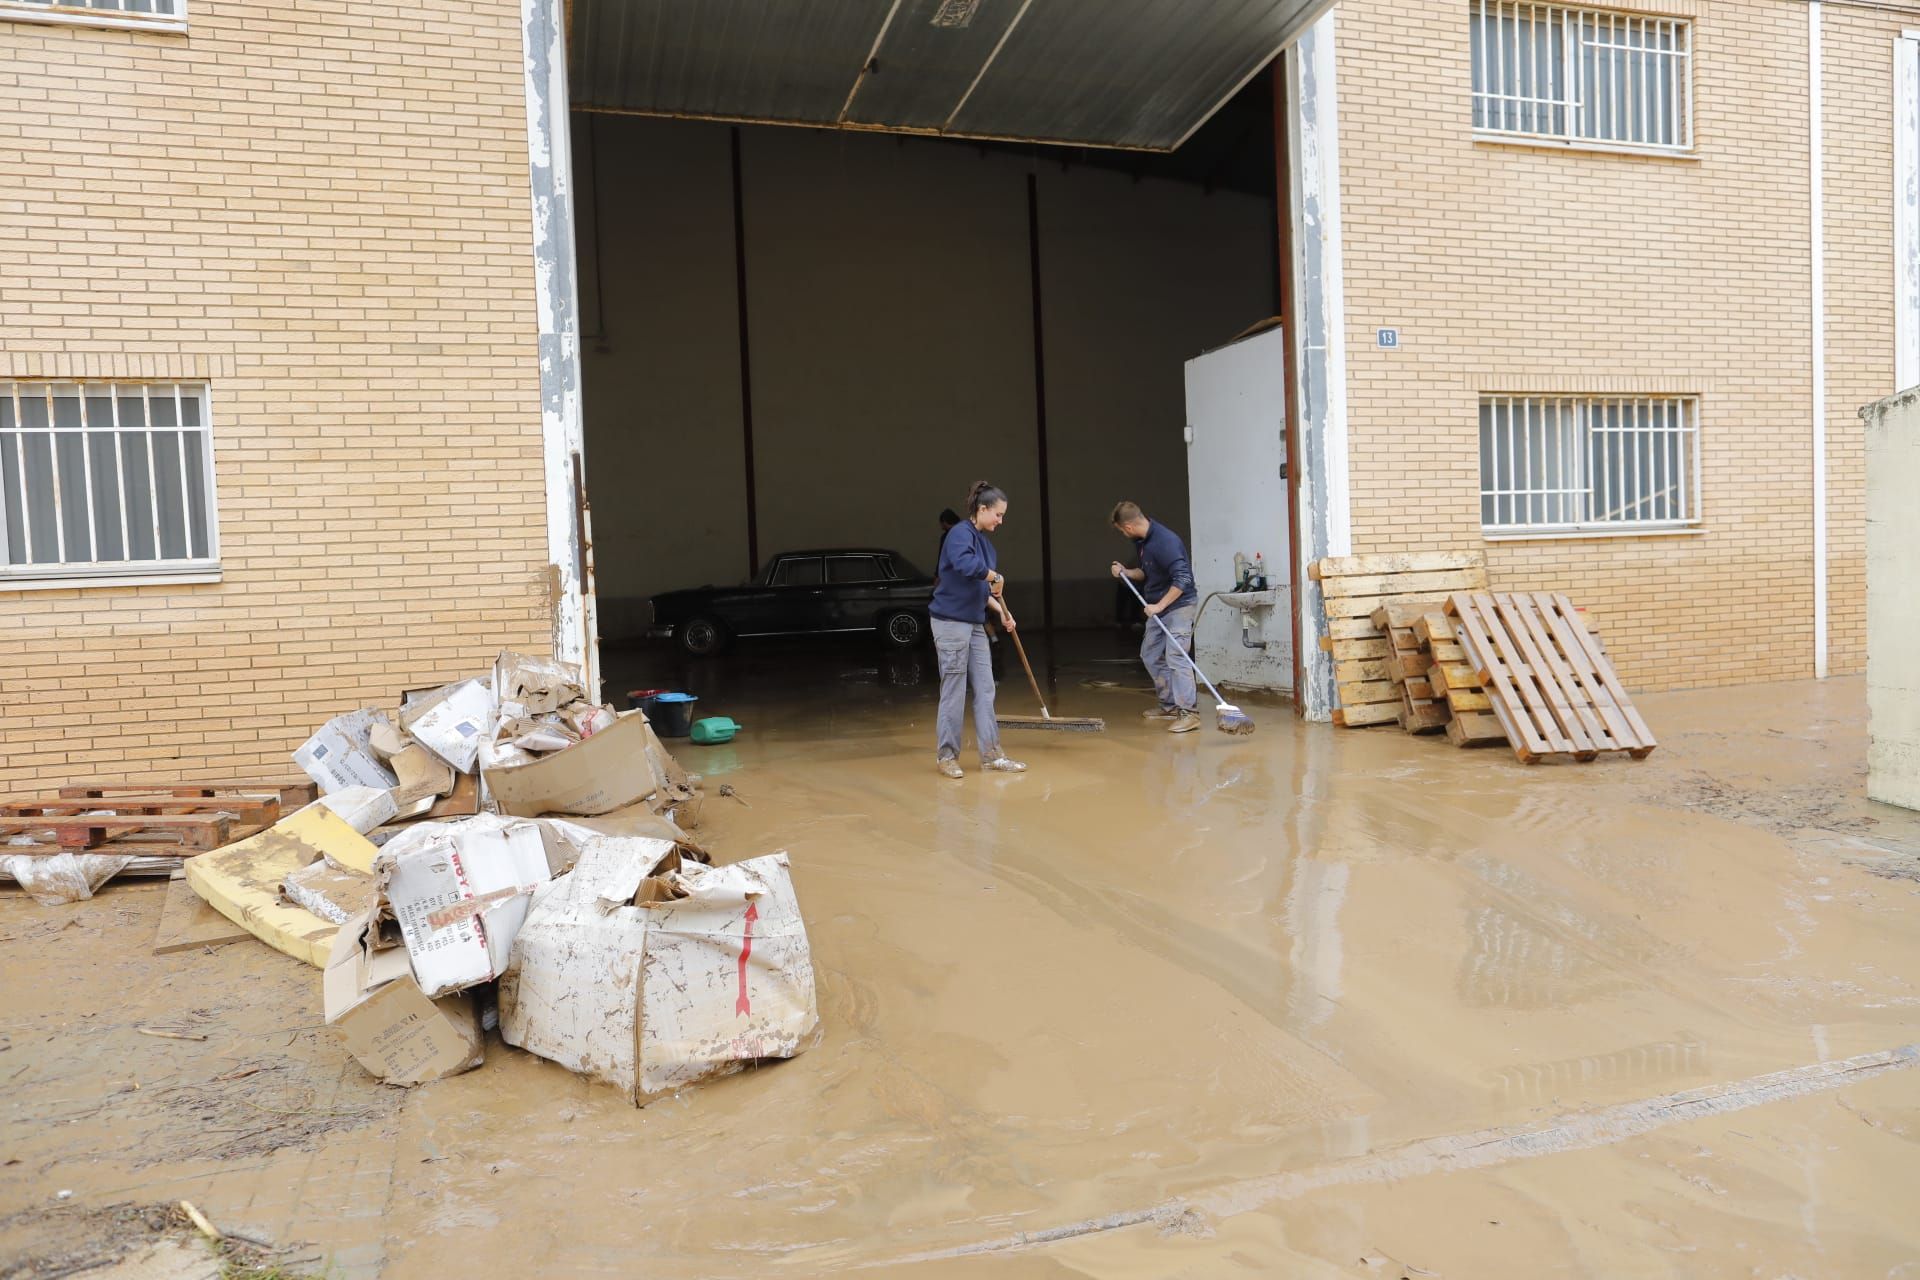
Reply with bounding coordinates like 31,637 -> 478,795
1119,575 -> 1255,735
993,599 -> 1105,734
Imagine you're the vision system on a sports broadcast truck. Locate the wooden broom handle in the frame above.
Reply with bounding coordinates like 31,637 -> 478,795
996,599 -> 1050,718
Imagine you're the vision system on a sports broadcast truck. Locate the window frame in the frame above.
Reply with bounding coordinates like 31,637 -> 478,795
771,556 -> 824,587
1477,393 -> 1704,539
825,554 -> 888,585
0,0 -> 188,33
0,379 -> 222,589
1469,2 -> 1696,158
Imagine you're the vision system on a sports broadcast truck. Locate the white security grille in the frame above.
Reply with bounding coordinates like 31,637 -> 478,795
1471,3 -> 1693,151
1480,395 -> 1699,532
0,382 -> 217,576
3,0 -> 182,17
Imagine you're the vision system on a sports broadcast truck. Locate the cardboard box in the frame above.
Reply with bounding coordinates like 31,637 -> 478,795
501,846 -> 818,1107
293,710 -> 400,795
316,785 -> 398,836
379,818 -> 555,998
283,859 -> 377,924
323,912 -> 483,1086
484,710 -> 667,818
401,679 -> 494,774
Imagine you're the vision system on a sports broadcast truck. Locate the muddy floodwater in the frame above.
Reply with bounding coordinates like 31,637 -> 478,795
4,640 -> 1920,1278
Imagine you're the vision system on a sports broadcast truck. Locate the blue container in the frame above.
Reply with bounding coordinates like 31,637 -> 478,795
648,691 -> 700,737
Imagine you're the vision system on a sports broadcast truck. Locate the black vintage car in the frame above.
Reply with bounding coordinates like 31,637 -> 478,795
647,549 -> 934,656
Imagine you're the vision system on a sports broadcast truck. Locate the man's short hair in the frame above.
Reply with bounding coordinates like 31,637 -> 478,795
1111,500 -> 1143,526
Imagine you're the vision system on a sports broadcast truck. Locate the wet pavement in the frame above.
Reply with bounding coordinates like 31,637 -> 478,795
4,636 -> 1920,1277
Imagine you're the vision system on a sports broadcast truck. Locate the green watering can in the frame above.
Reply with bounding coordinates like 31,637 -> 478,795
690,716 -> 743,745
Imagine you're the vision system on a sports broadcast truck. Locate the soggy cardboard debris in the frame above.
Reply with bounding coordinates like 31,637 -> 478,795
324,909 -> 486,1086
377,816 -> 556,998
182,805 -> 376,967
282,859 -> 378,925
293,710 -> 401,794
501,843 -> 819,1106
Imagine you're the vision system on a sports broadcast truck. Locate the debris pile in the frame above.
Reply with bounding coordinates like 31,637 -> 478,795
7,648 -> 819,1107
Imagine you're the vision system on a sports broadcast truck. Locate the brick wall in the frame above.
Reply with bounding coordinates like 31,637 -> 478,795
1332,0 -> 1894,691
0,0 -> 550,791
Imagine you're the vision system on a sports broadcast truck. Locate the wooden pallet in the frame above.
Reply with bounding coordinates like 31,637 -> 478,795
57,780 -> 317,807
0,782 -> 294,856
1447,591 -> 1656,765
1368,602 -> 1449,734
1314,551 -> 1488,727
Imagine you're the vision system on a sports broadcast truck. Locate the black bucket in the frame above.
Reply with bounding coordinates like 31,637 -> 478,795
648,692 -> 699,737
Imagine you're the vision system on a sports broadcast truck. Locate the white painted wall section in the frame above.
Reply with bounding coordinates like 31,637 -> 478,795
1183,325 -> 1293,692
1288,11 -> 1352,721
521,0 -> 599,695
1897,32 -> 1920,391
1862,387 -> 1920,811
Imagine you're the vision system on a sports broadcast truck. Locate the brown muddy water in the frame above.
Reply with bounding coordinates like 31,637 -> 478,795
4,639 -> 1920,1278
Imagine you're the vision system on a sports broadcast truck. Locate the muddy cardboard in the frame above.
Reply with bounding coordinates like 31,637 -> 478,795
323,913 -> 483,1086
485,710 -> 661,817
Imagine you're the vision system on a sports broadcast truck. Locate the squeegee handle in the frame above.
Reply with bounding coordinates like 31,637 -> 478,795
1120,574 -> 1231,708
997,599 -> 1051,719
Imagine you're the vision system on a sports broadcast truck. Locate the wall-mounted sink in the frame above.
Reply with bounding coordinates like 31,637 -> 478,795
1217,589 -> 1283,612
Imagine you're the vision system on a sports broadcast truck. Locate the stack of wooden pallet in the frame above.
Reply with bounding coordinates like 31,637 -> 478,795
1412,610 -> 1507,747
1446,592 -> 1655,764
0,781 -> 313,874
1313,551 -> 1489,727
1369,602 -> 1451,734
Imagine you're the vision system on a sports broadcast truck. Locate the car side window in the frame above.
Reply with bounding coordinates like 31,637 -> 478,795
774,557 -> 823,586
826,555 -> 884,584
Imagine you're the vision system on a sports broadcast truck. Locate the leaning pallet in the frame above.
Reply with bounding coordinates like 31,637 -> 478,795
1311,551 -> 1488,727
1446,591 -> 1656,765
1370,602 -> 1449,734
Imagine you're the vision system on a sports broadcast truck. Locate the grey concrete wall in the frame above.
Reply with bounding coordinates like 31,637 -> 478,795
1865,387 -> 1920,811
576,113 -> 1275,636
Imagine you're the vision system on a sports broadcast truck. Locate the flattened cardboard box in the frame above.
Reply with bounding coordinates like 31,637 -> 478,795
401,679 -> 494,774
484,710 -> 666,818
324,912 -> 482,1086
293,710 -> 399,795
501,845 -> 818,1106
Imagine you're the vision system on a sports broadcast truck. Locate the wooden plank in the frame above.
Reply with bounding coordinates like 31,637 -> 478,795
1322,568 -> 1491,599
1388,627 -> 1420,652
152,872 -> 255,955
1370,601 -> 1450,630
1548,592 -> 1657,755
1448,593 -> 1552,764
1430,639 -> 1466,664
0,814 -> 232,851
1312,551 -> 1485,580
1318,635 -> 1334,652
1399,698 -> 1451,733
1445,712 -> 1508,747
1325,592 -> 1450,620
1389,653 -> 1434,681
1335,658 -> 1395,683
1330,637 -> 1392,660
1333,701 -> 1401,727
1327,617 -> 1381,640
1442,688 -> 1493,713
1404,677 -> 1435,700
1491,592 -> 1598,759
59,781 -> 317,806
1429,662 -> 1477,691
1337,679 -> 1400,705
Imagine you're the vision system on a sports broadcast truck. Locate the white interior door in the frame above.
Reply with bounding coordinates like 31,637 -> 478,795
1183,325 -> 1292,692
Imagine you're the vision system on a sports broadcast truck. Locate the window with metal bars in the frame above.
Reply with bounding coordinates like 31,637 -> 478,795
1,0 -> 183,28
1479,395 -> 1700,533
1470,2 -> 1693,152
0,382 -> 218,580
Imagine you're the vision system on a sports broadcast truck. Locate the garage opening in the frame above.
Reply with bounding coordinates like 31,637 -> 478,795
574,69 -> 1287,698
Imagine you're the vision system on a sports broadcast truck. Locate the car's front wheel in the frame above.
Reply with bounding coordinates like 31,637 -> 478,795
679,616 -> 727,657
879,610 -> 924,650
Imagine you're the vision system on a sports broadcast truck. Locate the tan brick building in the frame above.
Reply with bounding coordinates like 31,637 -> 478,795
1315,0 -> 1909,701
0,0 -> 570,791
0,0 -> 1907,784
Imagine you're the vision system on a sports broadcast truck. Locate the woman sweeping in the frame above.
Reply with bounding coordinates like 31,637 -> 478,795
930,482 -> 1027,779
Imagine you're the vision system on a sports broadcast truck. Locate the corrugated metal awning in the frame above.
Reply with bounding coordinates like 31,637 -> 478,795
569,0 -> 1337,151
